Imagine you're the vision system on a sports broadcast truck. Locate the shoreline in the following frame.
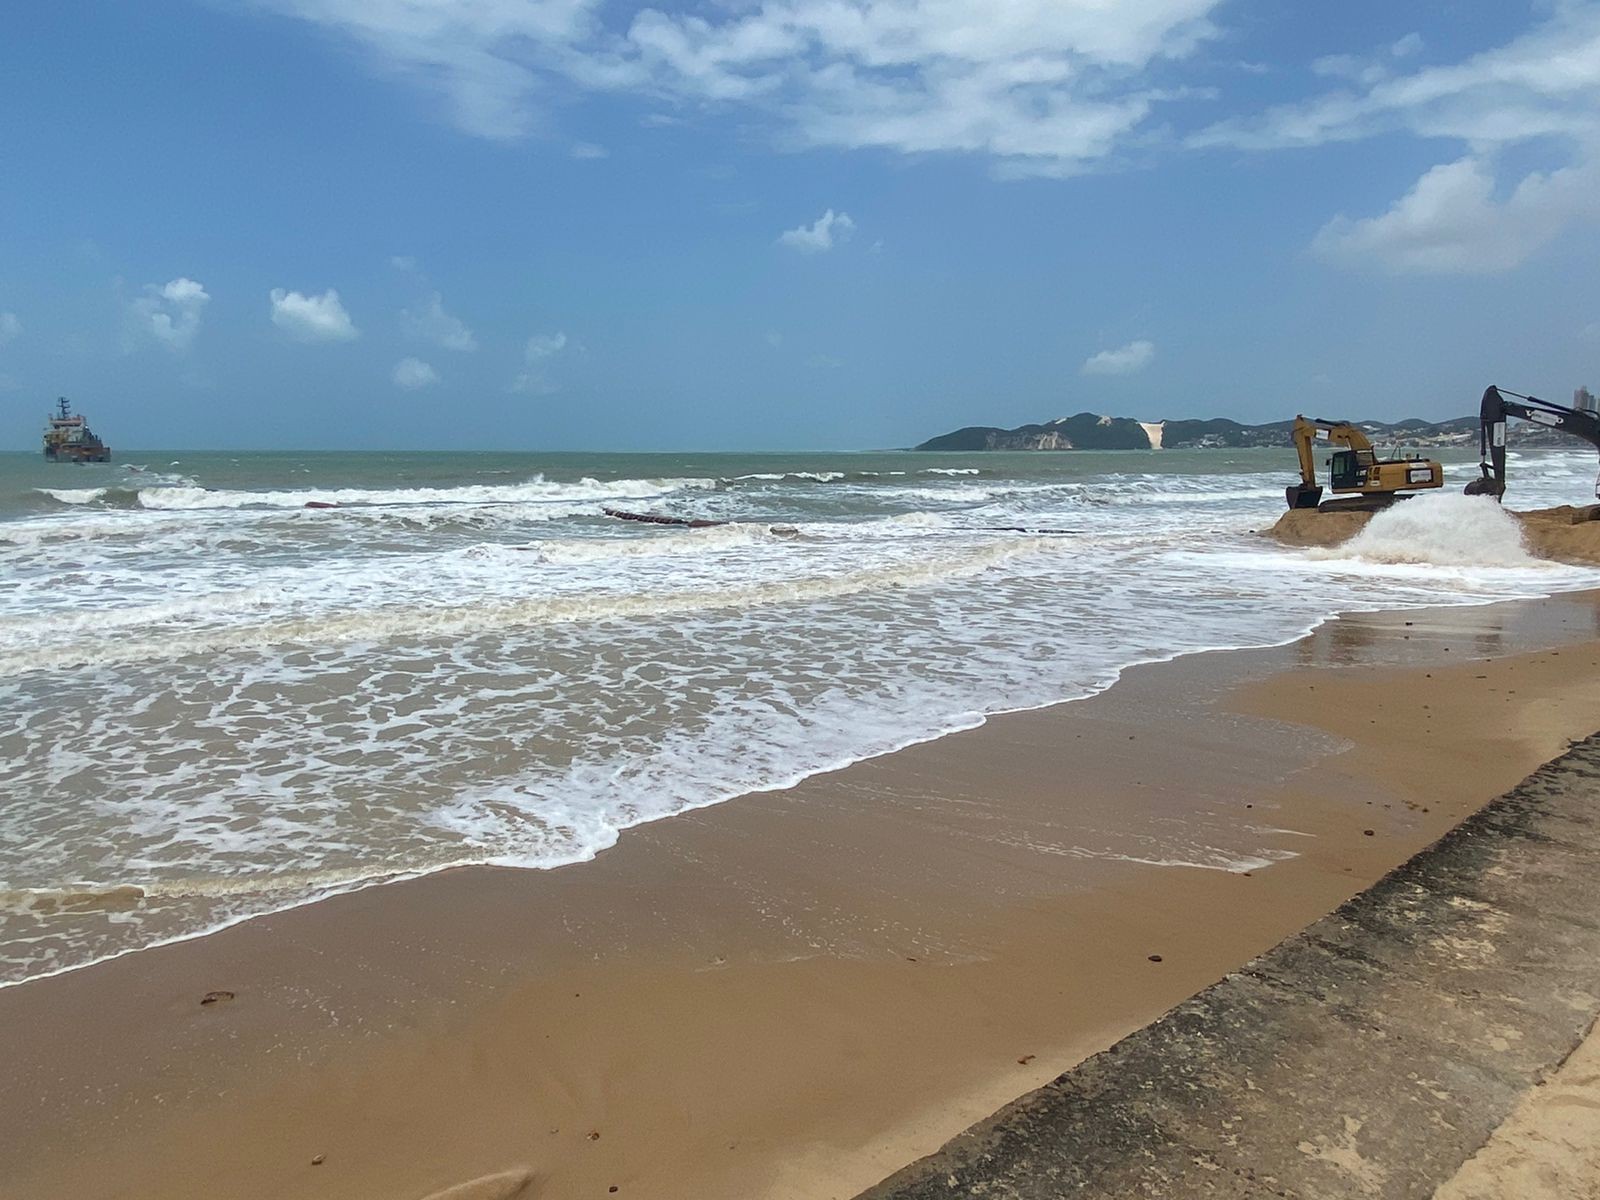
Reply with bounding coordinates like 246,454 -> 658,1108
862,731 -> 1600,1199
6,589 -> 1600,1199
11,570 -> 1600,995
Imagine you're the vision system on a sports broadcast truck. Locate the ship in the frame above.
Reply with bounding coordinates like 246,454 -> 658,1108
43,397 -> 111,463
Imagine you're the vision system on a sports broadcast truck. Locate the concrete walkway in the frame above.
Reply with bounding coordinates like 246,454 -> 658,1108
858,736 -> 1600,1199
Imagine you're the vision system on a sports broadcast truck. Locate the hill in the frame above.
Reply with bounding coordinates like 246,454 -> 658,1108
915,413 -> 1496,451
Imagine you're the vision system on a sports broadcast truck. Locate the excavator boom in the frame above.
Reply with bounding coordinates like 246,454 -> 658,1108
1465,385 -> 1600,501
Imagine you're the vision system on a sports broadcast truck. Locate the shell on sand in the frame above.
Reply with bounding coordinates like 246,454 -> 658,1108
417,1168 -> 535,1200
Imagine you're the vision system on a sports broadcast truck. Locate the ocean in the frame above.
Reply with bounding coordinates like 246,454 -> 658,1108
3,445 -> 1597,986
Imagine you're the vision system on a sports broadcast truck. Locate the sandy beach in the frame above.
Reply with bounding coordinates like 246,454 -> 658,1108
12,3 -> 1600,1194
5,589 -> 1600,1200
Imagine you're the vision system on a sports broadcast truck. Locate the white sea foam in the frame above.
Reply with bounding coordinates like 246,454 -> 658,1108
6,447 -> 1600,987
0,534 -> 1059,674
731,470 -> 846,482
527,522 -> 786,563
35,487 -> 108,505
882,511 -> 954,529
133,474 -> 717,511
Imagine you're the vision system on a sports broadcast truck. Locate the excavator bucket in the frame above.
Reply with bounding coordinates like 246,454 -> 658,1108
1464,471 -> 1504,499
1286,483 -> 1323,509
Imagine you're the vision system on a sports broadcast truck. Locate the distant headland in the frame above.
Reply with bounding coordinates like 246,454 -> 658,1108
913,412 -> 1492,452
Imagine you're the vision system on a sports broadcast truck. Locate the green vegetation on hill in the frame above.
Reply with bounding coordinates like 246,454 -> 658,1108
915,412 -> 1496,451
918,413 -> 1151,452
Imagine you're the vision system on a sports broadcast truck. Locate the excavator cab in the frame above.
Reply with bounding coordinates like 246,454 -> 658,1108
1328,448 -> 1373,490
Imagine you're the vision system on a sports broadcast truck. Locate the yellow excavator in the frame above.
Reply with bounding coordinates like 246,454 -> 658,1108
1285,416 -> 1444,510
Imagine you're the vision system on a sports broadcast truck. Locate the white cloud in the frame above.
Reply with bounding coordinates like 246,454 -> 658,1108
1390,32 -> 1424,60
256,0 -> 1223,175
1082,339 -> 1155,376
0,311 -> 20,346
128,277 -> 210,352
1194,8 -> 1600,152
525,332 -> 567,359
764,330 -> 784,348
570,141 -> 608,159
1312,154 -> 1600,274
511,331 -> 569,393
778,208 -> 856,253
1185,7 -> 1600,276
256,0 -> 602,140
390,254 -> 418,271
393,356 -> 440,389
622,1 -> 1220,175
401,291 -> 478,351
239,1 -> 1600,200
269,287 -> 358,342
1311,34 -> 1424,87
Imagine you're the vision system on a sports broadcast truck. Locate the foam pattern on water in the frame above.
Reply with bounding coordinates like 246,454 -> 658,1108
2,448 -> 1598,984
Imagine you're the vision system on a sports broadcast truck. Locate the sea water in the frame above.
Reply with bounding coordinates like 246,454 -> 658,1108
3,445 -> 1597,984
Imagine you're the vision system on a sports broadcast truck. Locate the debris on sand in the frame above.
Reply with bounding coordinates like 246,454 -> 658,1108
416,1167 -> 536,1200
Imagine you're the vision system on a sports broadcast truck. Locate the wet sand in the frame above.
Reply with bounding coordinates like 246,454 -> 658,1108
5,591 -> 1600,1200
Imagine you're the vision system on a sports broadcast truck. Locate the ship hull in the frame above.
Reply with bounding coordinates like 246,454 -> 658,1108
44,444 -> 111,463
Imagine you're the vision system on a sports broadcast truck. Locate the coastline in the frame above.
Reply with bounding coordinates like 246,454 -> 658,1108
7,589 -> 1600,1199
12,569 -> 1594,995
862,730 -> 1600,1199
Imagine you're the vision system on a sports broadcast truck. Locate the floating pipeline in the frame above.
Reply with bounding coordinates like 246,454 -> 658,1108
602,507 -> 727,528
602,505 -> 1083,536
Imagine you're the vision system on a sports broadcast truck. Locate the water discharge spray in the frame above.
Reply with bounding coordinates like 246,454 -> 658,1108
1317,493 -> 1536,568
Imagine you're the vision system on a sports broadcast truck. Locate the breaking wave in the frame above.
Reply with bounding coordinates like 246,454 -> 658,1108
34,487 -> 109,506
0,535 -> 1058,674
135,474 -> 718,511
9,446 -> 1600,986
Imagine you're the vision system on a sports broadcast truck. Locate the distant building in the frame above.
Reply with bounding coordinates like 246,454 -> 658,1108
1575,386 -> 1597,414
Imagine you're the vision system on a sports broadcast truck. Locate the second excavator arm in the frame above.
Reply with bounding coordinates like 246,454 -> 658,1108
1466,386 -> 1600,500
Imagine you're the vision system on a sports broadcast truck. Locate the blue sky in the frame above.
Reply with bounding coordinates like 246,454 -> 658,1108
1,0 -> 1597,450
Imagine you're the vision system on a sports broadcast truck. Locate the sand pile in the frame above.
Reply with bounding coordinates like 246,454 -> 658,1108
1266,499 -> 1600,566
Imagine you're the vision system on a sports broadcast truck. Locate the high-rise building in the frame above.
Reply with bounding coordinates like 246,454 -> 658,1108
1575,386 -> 1597,414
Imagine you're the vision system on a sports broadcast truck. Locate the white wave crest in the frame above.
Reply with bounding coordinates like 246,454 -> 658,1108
527,523 -> 785,564
0,536 -> 1059,674
731,470 -> 846,483
35,488 -> 107,505
882,511 -> 954,529
135,475 -> 717,511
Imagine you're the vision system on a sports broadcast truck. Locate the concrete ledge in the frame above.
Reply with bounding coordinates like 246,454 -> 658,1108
858,736 -> 1600,1199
